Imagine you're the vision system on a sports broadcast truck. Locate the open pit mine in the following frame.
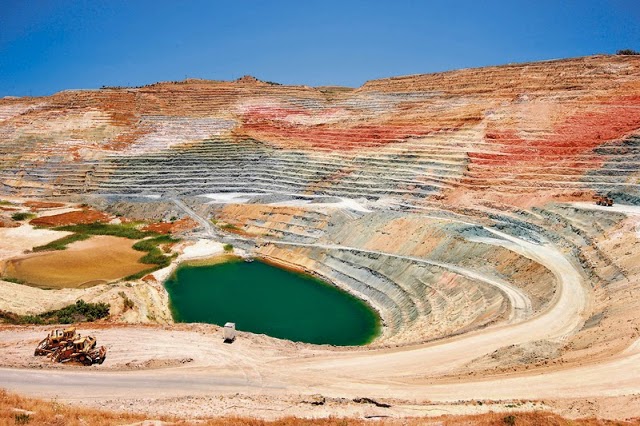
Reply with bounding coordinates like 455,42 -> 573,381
1,54 -> 640,422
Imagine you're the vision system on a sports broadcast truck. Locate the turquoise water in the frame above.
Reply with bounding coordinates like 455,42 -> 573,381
164,259 -> 380,346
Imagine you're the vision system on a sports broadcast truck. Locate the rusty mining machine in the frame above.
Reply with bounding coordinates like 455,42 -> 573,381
52,335 -> 107,365
34,327 -> 107,365
594,194 -> 614,206
34,326 -> 78,356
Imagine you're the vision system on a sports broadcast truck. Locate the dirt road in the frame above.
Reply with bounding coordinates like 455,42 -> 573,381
0,224 -> 606,419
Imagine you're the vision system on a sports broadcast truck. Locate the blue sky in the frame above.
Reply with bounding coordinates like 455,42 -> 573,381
1,0 -> 639,96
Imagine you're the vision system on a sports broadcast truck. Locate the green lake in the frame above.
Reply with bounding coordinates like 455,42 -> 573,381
164,259 -> 380,346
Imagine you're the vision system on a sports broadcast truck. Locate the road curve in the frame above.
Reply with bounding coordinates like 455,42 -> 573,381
0,226 -> 598,406
268,239 -> 533,323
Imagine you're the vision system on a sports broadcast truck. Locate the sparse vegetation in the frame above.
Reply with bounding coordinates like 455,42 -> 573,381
139,249 -> 174,267
1,277 -> 26,285
31,222 -> 158,253
220,223 -> 239,230
133,235 -> 180,267
121,235 -> 181,280
0,300 -> 109,325
617,49 -> 640,55
0,389 -> 623,426
14,413 -> 30,424
119,291 -> 135,311
32,233 -> 90,252
503,414 -> 516,425
124,268 -> 156,281
54,222 -> 155,239
132,235 -> 179,252
223,243 -> 234,252
11,212 -> 35,221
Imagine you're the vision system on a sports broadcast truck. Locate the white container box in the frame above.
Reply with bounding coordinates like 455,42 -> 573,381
223,322 -> 236,342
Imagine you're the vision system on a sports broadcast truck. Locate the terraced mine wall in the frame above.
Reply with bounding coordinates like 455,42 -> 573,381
1,55 -> 639,205
1,55 -> 639,350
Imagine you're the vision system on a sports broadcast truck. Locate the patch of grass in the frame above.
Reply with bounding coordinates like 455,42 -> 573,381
132,235 -> 179,252
134,235 -> 180,267
2,277 -> 26,285
140,248 -> 173,267
124,235 -> 181,280
123,268 -> 157,281
0,200 -> 14,206
11,212 -> 36,221
223,243 -> 234,252
220,223 -> 239,230
0,300 -> 109,325
54,222 -> 156,239
32,233 -> 90,252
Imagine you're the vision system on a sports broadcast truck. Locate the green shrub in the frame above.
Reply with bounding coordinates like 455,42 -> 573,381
133,235 -> 179,269
19,315 -> 44,325
503,414 -> 516,425
124,268 -> 157,281
140,247 -> 172,266
617,49 -> 640,55
0,300 -> 109,325
220,223 -> 238,230
119,291 -> 135,311
132,235 -> 179,252
54,222 -> 156,239
40,299 -> 110,322
223,243 -> 234,252
14,413 -> 30,424
32,233 -> 90,252
11,212 -> 35,221
2,277 -> 26,285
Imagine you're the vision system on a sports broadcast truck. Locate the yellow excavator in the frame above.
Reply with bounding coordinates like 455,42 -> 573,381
52,335 -> 107,366
34,327 -> 77,356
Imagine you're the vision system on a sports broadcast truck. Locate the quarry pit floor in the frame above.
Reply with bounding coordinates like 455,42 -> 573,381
0,200 -> 639,421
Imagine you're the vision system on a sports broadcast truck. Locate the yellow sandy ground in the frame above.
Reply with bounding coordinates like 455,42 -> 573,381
4,235 -> 148,288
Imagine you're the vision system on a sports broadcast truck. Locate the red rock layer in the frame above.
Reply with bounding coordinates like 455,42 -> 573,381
29,209 -> 112,227
1,55 -> 639,208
